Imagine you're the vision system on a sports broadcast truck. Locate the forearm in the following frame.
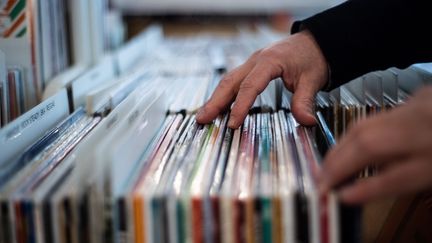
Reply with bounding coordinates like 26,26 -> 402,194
292,0 -> 432,90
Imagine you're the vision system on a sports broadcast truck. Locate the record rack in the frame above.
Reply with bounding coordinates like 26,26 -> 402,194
1,23 -> 432,243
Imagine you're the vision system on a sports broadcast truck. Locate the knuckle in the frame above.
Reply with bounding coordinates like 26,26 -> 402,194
250,49 -> 263,59
256,49 -> 284,72
297,96 -> 314,108
240,81 -> 262,96
219,75 -> 234,88
259,48 -> 279,60
217,76 -> 239,98
206,100 -> 226,113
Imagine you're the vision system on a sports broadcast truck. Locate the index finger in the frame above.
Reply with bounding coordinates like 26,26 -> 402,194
196,61 -> 254,124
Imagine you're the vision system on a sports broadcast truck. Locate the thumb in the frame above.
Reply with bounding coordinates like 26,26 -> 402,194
290,80 -> 320,125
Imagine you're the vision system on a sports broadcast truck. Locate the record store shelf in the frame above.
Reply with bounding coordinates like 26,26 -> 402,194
1,24 -> 431,243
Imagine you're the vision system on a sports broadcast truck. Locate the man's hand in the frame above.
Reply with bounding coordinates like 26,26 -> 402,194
319,86 -> 432,204
196,30 -> 328,128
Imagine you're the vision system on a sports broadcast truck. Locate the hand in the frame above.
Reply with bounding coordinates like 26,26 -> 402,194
196,30 -> 328,128
319,86 -> 432,204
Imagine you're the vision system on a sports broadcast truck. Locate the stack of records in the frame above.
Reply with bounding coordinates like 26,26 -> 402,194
8,26 -> 432,243
0,107 -> 101,243
112,110 -> 345,243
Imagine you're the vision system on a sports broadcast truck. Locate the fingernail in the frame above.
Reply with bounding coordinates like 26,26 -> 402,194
196,108 -> 204,119
228,118 -> 236,128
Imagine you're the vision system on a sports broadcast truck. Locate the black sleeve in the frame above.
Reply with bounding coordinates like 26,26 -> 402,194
292,0 -> 432,90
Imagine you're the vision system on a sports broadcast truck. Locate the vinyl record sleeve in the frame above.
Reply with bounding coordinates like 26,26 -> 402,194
8,115 -> 95,198
219,128 -> 240,243
150,115 -> 190,243
3,115 -> 96,243
209,115 -> 231,196
207,115 -> 231,243
189,116 -> 227,243
7,70 -> 17,120
155,115 -> 196,243
289,114 -> 321,243
108,87 -> 167,196
121,117 -> 194,243
0,108 -> 86,190
4,113 -> 97,243
269,113 -> 282,243
305,124 -> 341,243
15,68 -> 25,115
249,113 -> 262,243
0,84 -> 4,127
259,113 -> 274,243
24,153 -> 75,243
188,121 -> 217,243
233,114 -> 255,243
279,112 -> 311,243
70,78 -> 159,190
173,124 -> 211,243
0,50 -> 6,126
273,111 -> 296,243
36,160 -> 74,243
133,114 -> 184,243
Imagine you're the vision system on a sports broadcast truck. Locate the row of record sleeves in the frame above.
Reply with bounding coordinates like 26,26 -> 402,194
1,0 -> 71,100
0,0 -> 125,128
0,82 -> 359,243
0,24 -> 431,243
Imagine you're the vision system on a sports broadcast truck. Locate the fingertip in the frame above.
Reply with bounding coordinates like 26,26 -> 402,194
338,186 -> 364,205
195,107 -> 205,121
228,119 -> 238,129
195,106 -> 216,124
229,99 -> 252,129
290,91 -> 316,126
291,103 -> 316,126
228,114 -> 242,129
290,80 -> 320,125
